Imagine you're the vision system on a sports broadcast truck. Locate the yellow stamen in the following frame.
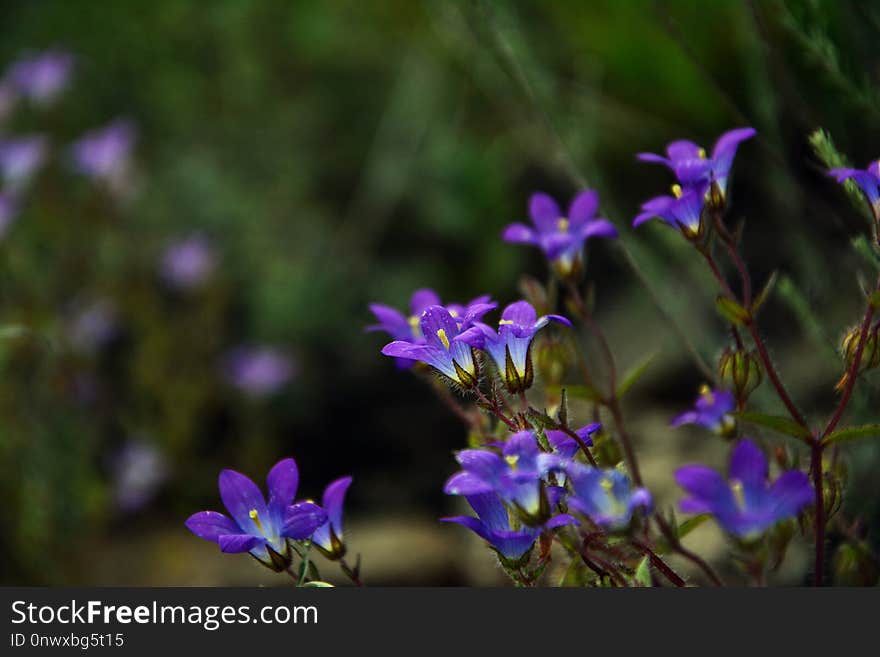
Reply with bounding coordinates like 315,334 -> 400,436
498,319 -> 514,326
504,454 -> 519,470
557,218 -> 569,232
697,147 -> 707,159
731,480 -> 746,510
699,383 -> 714,403
449,309 -> 459,318
600,477 -> 614,492
436,328 -> 450,349
671,184 -> 683,199
408,315 -> 419,329
249,509 -> 264,532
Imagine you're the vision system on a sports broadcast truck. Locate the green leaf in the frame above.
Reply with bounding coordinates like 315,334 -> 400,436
715,296 -> 750,325
0,325 -> 29,340
676,513 -> 710,539
616,351 -> 657,399
751,271 -> 778,316
822,424 -> 880,447
734,411 -> 812,442
547,384 -> 603,402
633,555 -> 652,587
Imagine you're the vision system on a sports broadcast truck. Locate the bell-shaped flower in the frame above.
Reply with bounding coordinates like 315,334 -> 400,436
311,476 -> 353,561
441,492 -> 576,565
185,458 -> 327,571
632,182 -> 708,238
502,190 -> 618,278
565,463 -> 653,531
670,386 -> 736,435
381,305 -> 493,387
456,301 -> 571,393
675,438 -> 813,539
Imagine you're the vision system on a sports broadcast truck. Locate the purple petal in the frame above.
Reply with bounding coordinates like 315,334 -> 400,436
581,219 -> 619,240
728,439 -> 768,490
568,190 -> 599,225
529,192 -> 562,233
282,502 -> 327,539
410,288 -> 441,315
366,304 -> 409,335
381,341 -> 433,361
711,127 -> 756,168
455,324 -> 489,349
667,139 -> 704,161
636,152 -> 671,165
419,305 -> 459,348
321,476 -> 352,533
502,222 -> 538,244
767,470 -> 813,519
218,534 -> 263,553
185,511 -> 239,543
444,471 -> 495,496
218,469 -> 268,533
674,465 -> 731,507
466,492 -> 511,533
546,513 -> 579,530
266,458 -> 299,519
501,300 -> 537,328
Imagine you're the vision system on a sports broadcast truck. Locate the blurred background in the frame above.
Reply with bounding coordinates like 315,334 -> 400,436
1,0 -> 878,586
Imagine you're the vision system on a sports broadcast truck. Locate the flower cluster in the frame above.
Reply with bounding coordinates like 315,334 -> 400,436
633,128 -> 755,238
186,457 -> 353,573
441,428 -> 651,565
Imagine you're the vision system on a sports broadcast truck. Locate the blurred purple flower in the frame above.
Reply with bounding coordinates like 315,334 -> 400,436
110,440 -> 168,513
442,492 -> 575,563
565,463 -> 652,531
456,300 -> 570,393
670,386 -> 736,435
185,458 -> 327,570
70,118 -> 136,184
0,135 -> 48,188
67,299 -> 118,354
502,190 -> 618,278
224,345 -> 295,397
675,438 -> 813,538
8,49 -> 74,105
637,127 -> 756,197
311,476 -> 353,560
160,235 -> 216,290
632,182 -> 708,235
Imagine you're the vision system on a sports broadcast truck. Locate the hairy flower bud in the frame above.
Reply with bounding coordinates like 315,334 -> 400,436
718,347 -> 763,401
836,323 -> 880,392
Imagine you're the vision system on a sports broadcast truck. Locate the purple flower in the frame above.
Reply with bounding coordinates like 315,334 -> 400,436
311,476 -> 353,560
637,127 -> 756,197
456,300 -> 571,393
544,423 -> 602,459
368,289 -> 494,368
565,463 -> 652,531
185,458 -> 327,570
675,438 -> 813,539
8,50 -> 74,105
0,192 -> 19,239
444,431 -> 565,523
632,182 -> 708,236
223,346 -> 295,398
67,299 -> 118,354
670,386 -> 736,435
0,135 -> 48,188
829,160 -> 880,220
381,303 -> 495,387
70,119 -> 136,184
441,492 -> 575,563
502,190 -> 618,278
110,439 -> 168,513
160,235 -> 216,290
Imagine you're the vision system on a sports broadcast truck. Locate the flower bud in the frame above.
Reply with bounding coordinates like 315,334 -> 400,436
718,347 -> 763,401
836,323 -> 880,392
